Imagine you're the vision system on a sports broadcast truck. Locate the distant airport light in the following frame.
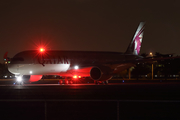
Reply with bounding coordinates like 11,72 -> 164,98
74,65 -> 79,69
40,48 -> 45,52
78,76 -> 81,78
150,52 -> 153,57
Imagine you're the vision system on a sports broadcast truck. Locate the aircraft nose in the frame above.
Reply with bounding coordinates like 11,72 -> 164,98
8,64 -> 13,72
8,64 -> 19,75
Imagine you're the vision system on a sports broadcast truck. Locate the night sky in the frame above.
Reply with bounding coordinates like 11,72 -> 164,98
0,0 -> 180,62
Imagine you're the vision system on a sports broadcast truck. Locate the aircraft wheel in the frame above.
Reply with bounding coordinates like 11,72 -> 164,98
69,80 -> 73,84
94,80 -> 98,85
59,80 -> 63,84
104,80 -> 108,85
65,80 -> 69,84
19,82 -> 23,85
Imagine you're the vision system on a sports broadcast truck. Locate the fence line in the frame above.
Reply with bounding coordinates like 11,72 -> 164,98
0,99 -> 179,120
0,99 -> 180,102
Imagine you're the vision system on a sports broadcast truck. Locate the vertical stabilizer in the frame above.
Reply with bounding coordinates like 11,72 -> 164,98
125,22 -> 145,55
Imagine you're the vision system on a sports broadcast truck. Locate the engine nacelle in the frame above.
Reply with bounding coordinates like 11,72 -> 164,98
90,66 -> 112,81
29,75 -> 42,83
23,75 -> 42,83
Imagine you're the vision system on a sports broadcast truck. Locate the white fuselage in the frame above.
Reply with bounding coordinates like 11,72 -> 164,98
8,63 -> 70,75
7,50 -> 141,78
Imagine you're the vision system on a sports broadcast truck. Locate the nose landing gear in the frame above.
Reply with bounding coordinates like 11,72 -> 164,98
94,80 -> 108,85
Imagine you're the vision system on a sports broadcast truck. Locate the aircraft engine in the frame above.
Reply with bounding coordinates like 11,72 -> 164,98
23,75 -> 42,83
90,66 -> 112,81
29,75 -> 42,83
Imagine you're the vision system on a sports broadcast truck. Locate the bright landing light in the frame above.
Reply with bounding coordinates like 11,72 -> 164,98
17,76 -> 22,82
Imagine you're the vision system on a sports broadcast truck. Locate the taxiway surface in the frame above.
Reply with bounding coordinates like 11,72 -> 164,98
0,82 -> 180,120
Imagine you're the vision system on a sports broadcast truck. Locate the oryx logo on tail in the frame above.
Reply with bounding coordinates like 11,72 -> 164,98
125,22 -> 145,55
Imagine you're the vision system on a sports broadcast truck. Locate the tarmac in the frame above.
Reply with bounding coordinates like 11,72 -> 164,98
0,80 -> 180,120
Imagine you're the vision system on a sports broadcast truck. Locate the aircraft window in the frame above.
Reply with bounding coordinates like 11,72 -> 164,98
12,57 -> 24,61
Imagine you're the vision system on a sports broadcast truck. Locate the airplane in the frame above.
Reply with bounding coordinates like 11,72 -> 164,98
6,22 -> 145,84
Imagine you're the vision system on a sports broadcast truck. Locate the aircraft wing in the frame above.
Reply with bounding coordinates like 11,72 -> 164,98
106,56 -> 180,65
62,56 -> 180,77
135,56 -> 180,63
59,66 -> 94,77
105,56 -> 180,74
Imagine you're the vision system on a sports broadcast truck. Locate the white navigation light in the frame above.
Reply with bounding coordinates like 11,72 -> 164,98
74,65 -> 79,69
17,76 -> 22,82
29,71 -> 33,74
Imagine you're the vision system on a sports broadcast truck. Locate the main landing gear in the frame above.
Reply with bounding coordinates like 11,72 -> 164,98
59,78 -> 73,85
94,80 -> 108,85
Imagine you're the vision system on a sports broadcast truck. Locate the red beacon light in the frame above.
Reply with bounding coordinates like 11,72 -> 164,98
40,48 -> 45,52
73,75 -> 78,79
73,75 -> 81,79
